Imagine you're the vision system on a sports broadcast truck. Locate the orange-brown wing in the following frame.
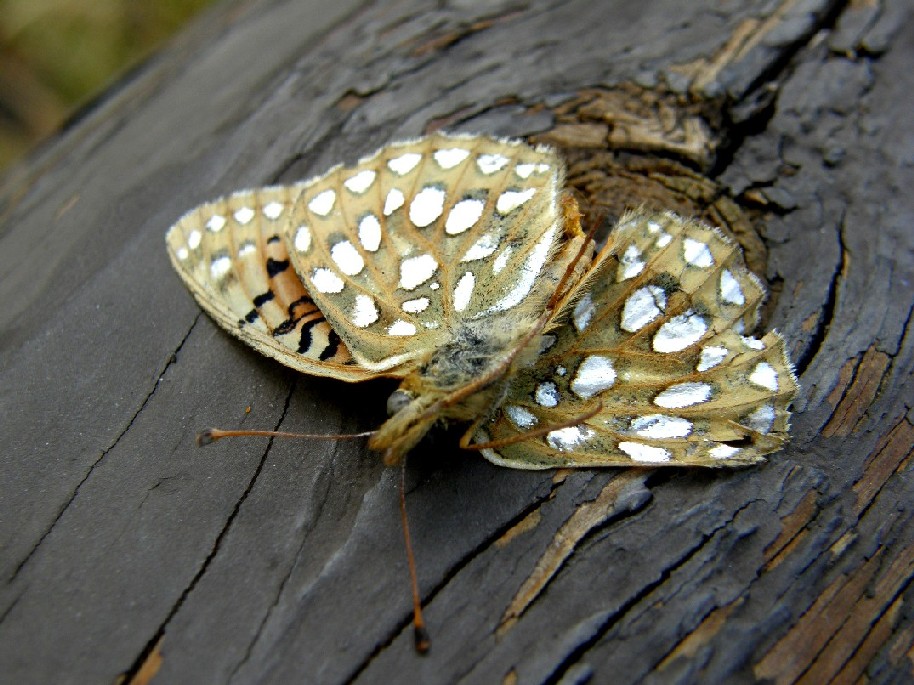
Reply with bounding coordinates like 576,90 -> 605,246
166,186 -> 379,382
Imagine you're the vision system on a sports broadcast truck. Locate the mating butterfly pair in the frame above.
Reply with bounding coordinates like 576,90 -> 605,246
166,132 -> 796,469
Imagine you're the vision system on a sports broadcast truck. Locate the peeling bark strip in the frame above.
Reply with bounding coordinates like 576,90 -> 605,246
1,0 -> 913,683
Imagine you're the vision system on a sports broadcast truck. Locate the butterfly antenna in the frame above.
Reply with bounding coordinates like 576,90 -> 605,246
399,456 -> 430,653
197,428 -> 374,446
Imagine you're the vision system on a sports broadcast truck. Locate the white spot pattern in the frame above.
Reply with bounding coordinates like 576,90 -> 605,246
534,381 -> 560,407
402,297 -> 430,313
311,267 -> 344,294
619,441 -> 672,463
749,362 -> 778,391
433,148 -> 470,169
505,405 -> 538,428
453,272 -> 475,312
234,207 -> 255,225
344,170 -> 377,194
653,382 -> 712,408
358,214 -> 382,251
308,189 -> 336,216
496,188 -> 535,215
720,269 -> 745,305
621,285 -> 666,332
210,255 -> 231,279
547,426 -> 595,451
653,311 -> 707,352
409,186 -> 446,228
620,244 -> 645,280
188,230 -> 202,250
294,226 -> 311,252
630,414 -> 692,439
744,404 -> 775,434
682,238 -> 714,268
461,232 -> 499,261
709,445 -> 741,460
477,153 -> 509,174
697,346 -> 728,372
388,152 -> 421,175
331,240 -> 365,276
570,356 -> 616,399
384,188 -> 405,216
263,202 -> 284,219
446,198 -> 485,235
351,295 -> 379,328
388,320 -> 417,336
573,292 -> 595,332
206,215 -> 226,232
399,254 -> 438,290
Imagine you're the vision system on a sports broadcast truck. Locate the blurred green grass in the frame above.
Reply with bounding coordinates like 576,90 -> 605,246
0,0 -> 216,171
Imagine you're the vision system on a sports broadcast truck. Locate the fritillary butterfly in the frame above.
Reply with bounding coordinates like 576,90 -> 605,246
166,133 -> 797,648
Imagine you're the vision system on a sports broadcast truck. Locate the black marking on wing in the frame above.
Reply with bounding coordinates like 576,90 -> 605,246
273,296 -> 316,337
267,235 -> 281,244
253,290 -> 275,307
298,319 -> 317,354
320,330 -> 340,361
266,258 -> 290,277
244,309 -> 259,324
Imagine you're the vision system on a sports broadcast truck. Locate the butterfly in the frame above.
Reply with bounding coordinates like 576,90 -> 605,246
165,132 -> 797,649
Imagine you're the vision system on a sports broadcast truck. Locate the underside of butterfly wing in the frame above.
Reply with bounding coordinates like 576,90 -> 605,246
475,211 -> 798,469
166,186 -> 373,381
282,133 -> 571,372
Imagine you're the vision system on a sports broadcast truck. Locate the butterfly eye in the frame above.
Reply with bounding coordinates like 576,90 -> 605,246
387,389 -> 414,416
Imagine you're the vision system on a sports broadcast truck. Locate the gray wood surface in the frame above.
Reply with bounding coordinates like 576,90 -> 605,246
1,0 -> 912,683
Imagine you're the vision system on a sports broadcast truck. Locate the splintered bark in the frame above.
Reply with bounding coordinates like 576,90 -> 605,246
1,0 -> 912,683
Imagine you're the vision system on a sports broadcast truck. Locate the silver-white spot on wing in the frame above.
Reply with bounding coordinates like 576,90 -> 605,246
188,230 -> 202,250
682,237 -> 714,268
515,162 -> 550,179
570,355 -> 616,399
383,188 -> 405,216
263,202 -> 284,220
445,198 -> 486,235
709,445 -> 741,460
453,272 -> 475,312
484,222 -> 556,314
547,426 -> 595,451
308,189 -> 336,217
495,188 -> 535,215
619,244 -> 645,280
492,246 -> 513,274
573,292 -> 595,332
176,247 -> 189,260
621,285 -> 667,332
294,226 -> 311,253
388,320 -> 417,336
744,404 -> 775,434
656,232 -> 672,248
749,362 -> 778,391
351,294 -> 379,328
399,254 -> 438,290
741,336 -> 765,350
210,255 -> 231,279
310,267 -> 345,294
238,241 -> 256,257
720,269 -> 745,305
433,147 -> 470,169
358,214 -> 382,252
505,405 -> 538,428
409,186 -> 446,228
344,169 -> 377,194
388,152 -> 422,175
629,414 -> 692,439
477,153 -> 509,175
653,382 -> 712,409
234,206 -> 255,225
534,381 -> 560,407
619,441 -> 672,463
653,311 -> 707,352
697,346 -> 729,372
461,232 -> 499,261
402,297 -> 430,313
330,240 -> 365,276
206,215 -> 226,232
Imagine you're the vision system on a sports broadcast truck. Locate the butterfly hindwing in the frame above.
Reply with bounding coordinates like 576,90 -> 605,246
477,211 -> 798,469
166,186 -> 370,381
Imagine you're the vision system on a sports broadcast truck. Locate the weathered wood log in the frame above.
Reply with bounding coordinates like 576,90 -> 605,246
1,0 -> 912,682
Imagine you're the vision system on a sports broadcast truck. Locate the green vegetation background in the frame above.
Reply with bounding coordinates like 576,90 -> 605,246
0,0 -> 216,171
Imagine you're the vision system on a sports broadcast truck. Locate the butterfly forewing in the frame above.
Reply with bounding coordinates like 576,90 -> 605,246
166,186 -> 368,381
477,211 -> 798,469
283,133 -> 567,370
